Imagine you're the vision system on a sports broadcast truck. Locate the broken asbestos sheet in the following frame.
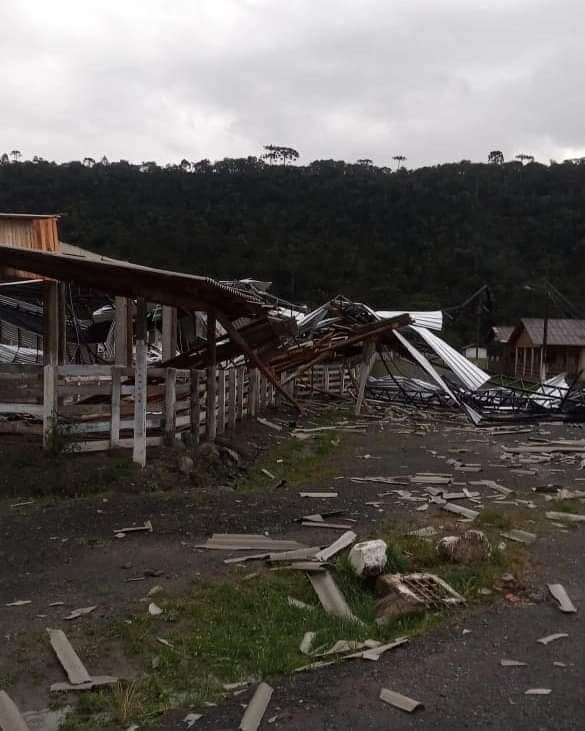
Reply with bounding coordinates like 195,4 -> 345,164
547,584 -> 577,613
379,688 -> 423,713
308,570 -> 362,623
197,534 -> 308,551
0,690 -> 30,731
239,682 -> 273,731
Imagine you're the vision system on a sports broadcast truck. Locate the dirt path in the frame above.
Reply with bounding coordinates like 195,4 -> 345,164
1,409 -> 584,728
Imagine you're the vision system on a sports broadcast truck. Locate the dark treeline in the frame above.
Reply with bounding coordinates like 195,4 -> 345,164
1,155 -> 585,343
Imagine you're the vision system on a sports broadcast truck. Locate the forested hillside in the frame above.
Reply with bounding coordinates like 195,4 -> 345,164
1,156 -> 585,342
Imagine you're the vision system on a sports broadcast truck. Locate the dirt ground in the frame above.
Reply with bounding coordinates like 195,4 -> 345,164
2,402 -> 585,729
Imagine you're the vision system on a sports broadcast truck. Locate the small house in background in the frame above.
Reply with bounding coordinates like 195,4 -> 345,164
487,325 -> 514,374
462,344 -> 487,361
507,318 -> 585,380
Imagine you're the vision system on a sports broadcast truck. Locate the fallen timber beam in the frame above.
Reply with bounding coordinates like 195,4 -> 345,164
280,314 -> 410,387
217,312 -> 301,412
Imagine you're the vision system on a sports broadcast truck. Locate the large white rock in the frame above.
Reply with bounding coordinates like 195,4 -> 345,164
348,539 -> 388,577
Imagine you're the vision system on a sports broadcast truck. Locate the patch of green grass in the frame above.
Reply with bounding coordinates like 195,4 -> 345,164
240,432 -> 342,492
476,508 -> 514,530
548,498 -> 582,514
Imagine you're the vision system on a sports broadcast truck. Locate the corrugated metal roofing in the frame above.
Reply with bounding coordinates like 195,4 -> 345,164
393,329 -> 458,403
409,325 -> 491,391
376,310 -> 443,332
519,319 -> 585,347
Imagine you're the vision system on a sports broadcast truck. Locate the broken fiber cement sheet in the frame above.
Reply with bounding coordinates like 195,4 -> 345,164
0,690 -> 30,731
409,325 -> 491,391
308,570 -> 362,623
197,534 -> 308,551
379,688 -> 423,713
239,682 -> 273,731
392,329 -> 458,403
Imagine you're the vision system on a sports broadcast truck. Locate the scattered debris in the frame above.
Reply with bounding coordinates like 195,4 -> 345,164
113,520 -> 153,538
441,503 -> 479,521
183,712 -> 203,727
9,500 -> 34,509
299,492 -> 339,498
299,631 -> 317,655
50,676 -> 118,692
500,530 -> 536,545
376,573 -> 464,624
315,531 -> 357,562
5,600 -> 31,607
408,526 -> 437,538
198,534 -> 308,551
261,468 -> 276,480
547,584 -> 577,613
178,455 -> 195,475
545,511 -> 585,523
538,633 -> 568,645
148,603 -> 163,616
257,417 -> 282,431
308,570 -> 362,623
64,606 -> 96,621
525,688 -> 551,696
301,521 -> 354,530
47,628 -> 92,685
239,682 -> 273,731
500,659 -> 528,667
288,597 -> 315,613
553,661 -> 567,668
379,688 -> 423,713
348,539 -> 388,577
0,690 -> 30,731
437,530 -> 491,563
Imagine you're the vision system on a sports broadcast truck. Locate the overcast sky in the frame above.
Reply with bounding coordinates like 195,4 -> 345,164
1,0 -> 583,168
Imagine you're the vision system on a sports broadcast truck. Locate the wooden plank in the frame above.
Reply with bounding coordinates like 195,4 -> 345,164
206,308 -> 217,441
0,690 -> 31,731
47,628 -> 91,685
228,367 -> 237,430
0,421 -> 42,435
114,296 -> 128,365
217,369 -> 226,434
44,280 -> 59,366
42,364 -> 57,450
164,367 -> 177,446
190,369 -> 202,444
0,403 -> 43,416
249,368 -> 258,417
58,365 -> 116,377
133,299 -> 147,467
237,366 -> 245,422
110,366 -> 121,448
161,305 -> 177,361
355,340 -> 376,416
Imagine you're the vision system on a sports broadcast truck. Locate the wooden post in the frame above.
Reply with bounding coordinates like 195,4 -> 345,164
522,347 -> 527,377
43,281 -> 59,366
530,348 -> 535,379
190,369 -> 201,444
133,299 -> 147,467
355,340 -> 376,415
217,369 -> 226,434
162,306 -> 177,361
114,296 -> 128,366
206,308 -> 217,441
514,347 -> 519,377
126,298 -> 134,365
110,366 -> 121,448
237,366 -> 245,421
249,368 -> 258,417
164,367 -> 177,446
42,364 -> 57,450
258,374 -> 265,412
58,282 -> 67,365
228,367 -> 237,430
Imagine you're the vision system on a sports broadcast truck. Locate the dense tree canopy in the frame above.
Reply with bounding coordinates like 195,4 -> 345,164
1,155 -> 585,344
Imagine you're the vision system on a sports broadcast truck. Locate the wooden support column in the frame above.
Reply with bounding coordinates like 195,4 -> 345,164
249,368 -> 258,418
237,366 -> 245,421
126,298 -> 134,365
110,366 -> 121,448
114,296 -> 128,366
355,340 -> 376,416
514,347 -> 519,377
522,347 -> 527,377
162,306 -> 177,361
217,369 -> 226,434
164,367 -> 177,446
227,367 -> 237,430
530,348 -> 535,379
42,364 -> 57,450
206,308 -> 217,441
133,299 -> 147,467
58,282 -> 67,365
43,281 -> 59,366
190,369 -> 201,444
